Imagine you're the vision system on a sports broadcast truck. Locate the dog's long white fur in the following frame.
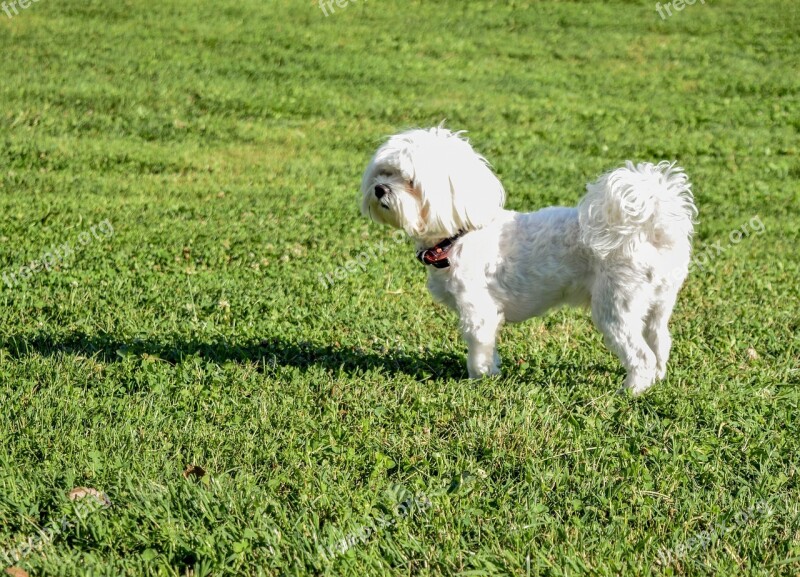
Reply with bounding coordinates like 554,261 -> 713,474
361,127 -> 696,394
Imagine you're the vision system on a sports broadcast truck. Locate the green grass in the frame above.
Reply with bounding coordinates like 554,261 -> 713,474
0,0 -> 798,575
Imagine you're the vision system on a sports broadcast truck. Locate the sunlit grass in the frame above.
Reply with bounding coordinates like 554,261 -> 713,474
0,0 -> 798,575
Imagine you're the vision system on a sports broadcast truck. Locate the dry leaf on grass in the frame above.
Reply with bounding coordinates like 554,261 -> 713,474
5,567 -> 29,577
183,464 -> 206,479
68,487 -> 111,507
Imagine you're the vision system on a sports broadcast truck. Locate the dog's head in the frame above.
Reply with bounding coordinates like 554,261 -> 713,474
360,127 -> 506,242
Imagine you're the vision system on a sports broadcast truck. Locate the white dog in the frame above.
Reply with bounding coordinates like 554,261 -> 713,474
361,127 -> 696,394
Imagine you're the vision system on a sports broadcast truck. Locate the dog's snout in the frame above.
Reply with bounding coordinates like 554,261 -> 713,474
374,184 -> 389,199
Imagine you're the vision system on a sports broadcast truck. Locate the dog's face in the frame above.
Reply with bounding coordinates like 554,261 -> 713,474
361,127 -> 506,242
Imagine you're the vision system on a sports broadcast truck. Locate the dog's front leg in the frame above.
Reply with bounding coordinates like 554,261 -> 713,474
457,294 -> 503,379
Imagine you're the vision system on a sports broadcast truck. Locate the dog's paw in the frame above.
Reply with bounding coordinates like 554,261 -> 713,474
467,363 -> 501,379
623,373 -> 656,396
619,384 -> 649,397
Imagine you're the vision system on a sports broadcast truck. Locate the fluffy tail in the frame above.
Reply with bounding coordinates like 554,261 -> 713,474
578,161 -> 697,259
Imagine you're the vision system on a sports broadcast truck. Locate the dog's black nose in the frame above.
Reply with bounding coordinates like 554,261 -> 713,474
374,184 -> 389,199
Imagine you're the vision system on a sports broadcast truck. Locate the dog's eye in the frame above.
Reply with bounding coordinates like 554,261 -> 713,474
409,179 -> 415,188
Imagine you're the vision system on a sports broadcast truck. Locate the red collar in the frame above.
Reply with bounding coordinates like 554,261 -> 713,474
416,231 -> 465,269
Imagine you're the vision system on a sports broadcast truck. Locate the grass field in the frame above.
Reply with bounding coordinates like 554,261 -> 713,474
0,0 -> 798,575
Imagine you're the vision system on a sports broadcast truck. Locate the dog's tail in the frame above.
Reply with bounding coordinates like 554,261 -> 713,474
578,161 -> 697,259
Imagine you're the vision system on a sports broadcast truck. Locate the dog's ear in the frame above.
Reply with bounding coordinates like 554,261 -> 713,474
412,130 -> 505,237
411,141 -> 459,237
447,135 -> 506,231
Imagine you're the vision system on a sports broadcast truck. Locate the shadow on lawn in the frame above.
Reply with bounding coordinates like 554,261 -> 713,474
1,333 -> 467,379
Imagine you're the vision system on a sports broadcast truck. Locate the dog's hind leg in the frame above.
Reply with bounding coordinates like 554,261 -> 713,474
591,277 -> 657,395
644,283 -> 682,381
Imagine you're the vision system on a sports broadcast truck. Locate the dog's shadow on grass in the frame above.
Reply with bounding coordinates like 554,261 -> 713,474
2,333 -> 467,380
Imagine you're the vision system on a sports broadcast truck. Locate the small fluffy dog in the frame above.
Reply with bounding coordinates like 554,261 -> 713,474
361,127 -> 696,394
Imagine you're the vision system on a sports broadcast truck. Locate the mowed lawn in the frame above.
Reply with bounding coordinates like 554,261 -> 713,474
0,0 -> 798,575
